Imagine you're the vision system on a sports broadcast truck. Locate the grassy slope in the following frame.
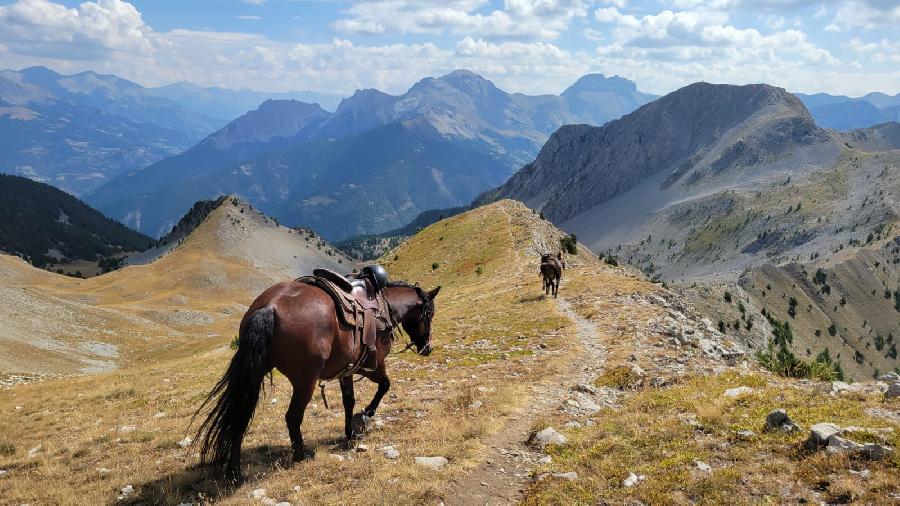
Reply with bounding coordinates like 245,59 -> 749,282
1,199 -> 896,505
0,200 -> 598,504
0,200 -> 347,376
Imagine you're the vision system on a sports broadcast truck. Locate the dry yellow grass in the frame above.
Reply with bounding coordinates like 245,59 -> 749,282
0,200 -> 617,505
3,198 -> 894,505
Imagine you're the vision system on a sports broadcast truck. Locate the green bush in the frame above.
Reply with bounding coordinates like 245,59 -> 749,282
559,233 -> 578,255
230,335 -> 240,350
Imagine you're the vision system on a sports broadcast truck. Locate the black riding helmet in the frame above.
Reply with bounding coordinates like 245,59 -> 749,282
361,264 -> 388,292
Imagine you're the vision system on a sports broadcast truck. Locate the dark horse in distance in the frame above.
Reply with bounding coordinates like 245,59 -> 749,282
540,253 -> 563,298
194,277 -> 440,483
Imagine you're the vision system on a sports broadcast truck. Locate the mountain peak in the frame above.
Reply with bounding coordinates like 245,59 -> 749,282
209,98 -> 330,149
336,88 -> 396,112
562,73 -> 638,96
438,69 -> 499,94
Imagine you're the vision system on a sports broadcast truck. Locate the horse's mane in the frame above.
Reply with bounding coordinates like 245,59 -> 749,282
386,280 -> 431,301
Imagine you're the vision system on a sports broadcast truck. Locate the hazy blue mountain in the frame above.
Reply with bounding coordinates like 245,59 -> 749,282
87,99 -> 331,237
797,91 -> 900,130
148,81 -> 343,120
87,70 -> 656,239
0,67 -> 222,195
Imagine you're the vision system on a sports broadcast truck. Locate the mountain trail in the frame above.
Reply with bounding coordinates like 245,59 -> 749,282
445,295 -> 607,505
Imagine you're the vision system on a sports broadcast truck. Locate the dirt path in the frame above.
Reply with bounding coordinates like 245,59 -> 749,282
445,297 -> 608,505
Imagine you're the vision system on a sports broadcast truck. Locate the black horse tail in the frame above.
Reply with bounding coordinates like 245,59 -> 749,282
194,306 -> 275,476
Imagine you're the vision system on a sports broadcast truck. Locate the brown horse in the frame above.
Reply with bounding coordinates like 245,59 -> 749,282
540,253 -> 562,298
194,279 -> 440,484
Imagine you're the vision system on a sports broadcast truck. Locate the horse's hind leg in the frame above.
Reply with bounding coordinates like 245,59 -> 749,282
339,376 -> 358,440
286,379 -> 316,462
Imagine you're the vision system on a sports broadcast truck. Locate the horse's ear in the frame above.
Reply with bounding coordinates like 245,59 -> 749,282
428,286 -> 441,299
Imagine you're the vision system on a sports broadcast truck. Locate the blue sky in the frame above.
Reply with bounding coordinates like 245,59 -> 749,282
0,0 -> 897,97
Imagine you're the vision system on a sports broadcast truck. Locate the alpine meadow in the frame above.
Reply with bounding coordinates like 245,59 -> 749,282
0,0 -> 898,505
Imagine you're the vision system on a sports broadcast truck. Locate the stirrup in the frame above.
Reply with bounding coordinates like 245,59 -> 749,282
359,348 -> 378,372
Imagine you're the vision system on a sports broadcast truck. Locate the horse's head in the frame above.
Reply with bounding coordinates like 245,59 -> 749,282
540,253 -> 551,263
388,283 -> 440,356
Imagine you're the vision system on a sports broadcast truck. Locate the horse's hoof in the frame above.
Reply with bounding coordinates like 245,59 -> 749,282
292,448 -> 315,462
225,470 -> 244,487
351,412 -> 370,436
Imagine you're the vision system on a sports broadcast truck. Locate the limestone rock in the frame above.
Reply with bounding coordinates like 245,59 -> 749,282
415,456 -> 448,470
807,423 -> 842,449
553,472 -> 578,480
381,446 -> 400,459
623,472 -> 646,487
724,386 -> 753,398
531,427 -> 567,449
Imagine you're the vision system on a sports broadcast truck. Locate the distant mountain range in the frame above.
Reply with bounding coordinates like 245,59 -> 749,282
797,91 -> 900,130
0,174 -> 152,268
85,70 -> 658,239
147,82 -> 343,120
0,67 -> 222,195
0,67 -> 344,196
480,81 -> 900,378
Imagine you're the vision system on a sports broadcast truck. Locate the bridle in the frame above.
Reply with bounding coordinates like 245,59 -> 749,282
386,289 -> 432,356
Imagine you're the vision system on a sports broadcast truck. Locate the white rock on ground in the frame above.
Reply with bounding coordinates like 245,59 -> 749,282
177,437 -> 192,448
381,446 -> 400,459
736,430 -> 756,440
249,488 -> 268,499
831,381 -> 851,393
807,423 -> 842,449
469,400 -> 483,409
553,472 -> 578,480
537,456 -> 552,464
723,386 -> 753,398
119,425 -> 137,433
531,427 -> 567,448
826,436 -> 865,454
27,445 -> 41,456
415,456 -> 448,470
118,485 -> 134,500
623,472 -> 646,487
0,469 -> 7,477
695,460 -> 711,473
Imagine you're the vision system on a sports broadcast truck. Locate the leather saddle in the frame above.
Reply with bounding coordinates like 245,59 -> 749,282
296,269 -> 389,371
311,268 -> 380,311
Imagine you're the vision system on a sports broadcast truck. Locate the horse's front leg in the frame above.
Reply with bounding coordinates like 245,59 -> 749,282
339,376 -> 356,440
363,369 -> 391,418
